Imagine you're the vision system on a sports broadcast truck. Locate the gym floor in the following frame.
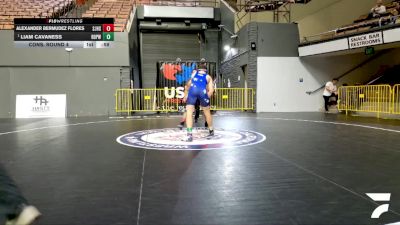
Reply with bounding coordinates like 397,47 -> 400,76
1,112 -> 400,225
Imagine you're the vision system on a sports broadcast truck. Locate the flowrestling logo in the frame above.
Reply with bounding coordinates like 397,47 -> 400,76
366,193 -> 391,219
116,128 -> 266,150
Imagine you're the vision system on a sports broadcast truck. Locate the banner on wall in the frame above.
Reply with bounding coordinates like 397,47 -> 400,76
16,94 -> 66,118
156,61 -> 216,111
157,61 -> 216,88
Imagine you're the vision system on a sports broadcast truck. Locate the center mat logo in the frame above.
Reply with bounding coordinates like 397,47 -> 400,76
116,128 -> 266,150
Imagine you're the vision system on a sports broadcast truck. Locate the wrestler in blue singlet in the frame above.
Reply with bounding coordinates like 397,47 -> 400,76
186,69 -> 210,107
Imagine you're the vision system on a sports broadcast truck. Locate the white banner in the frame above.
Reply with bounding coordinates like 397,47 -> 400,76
383,28 -> 400,44
16,94 -> 66,118
349,31 -> 383,49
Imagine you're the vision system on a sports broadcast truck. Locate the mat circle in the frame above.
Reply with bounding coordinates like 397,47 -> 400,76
116,128 -> 266,150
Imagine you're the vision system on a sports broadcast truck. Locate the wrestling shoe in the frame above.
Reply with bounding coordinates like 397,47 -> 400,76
177,121 -> 185,130
184,134 -> 193,142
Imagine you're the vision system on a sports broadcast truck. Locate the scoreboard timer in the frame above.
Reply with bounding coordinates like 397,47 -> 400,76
14,18 -> 115,48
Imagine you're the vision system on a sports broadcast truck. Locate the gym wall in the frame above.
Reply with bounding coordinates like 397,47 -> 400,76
220,22 -> 299,90
0,67 -> 120,118
0,31 -> 130,118
257,48 -> 400,112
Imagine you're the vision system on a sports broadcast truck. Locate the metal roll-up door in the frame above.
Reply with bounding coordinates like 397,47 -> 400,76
140,32 -> 200,88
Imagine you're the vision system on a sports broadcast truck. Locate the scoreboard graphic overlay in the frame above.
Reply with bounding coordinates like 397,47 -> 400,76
14,18 -> 114,48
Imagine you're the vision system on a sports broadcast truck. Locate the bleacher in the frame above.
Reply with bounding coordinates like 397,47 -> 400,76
80,0 -> 217,32
0,0 -> 74,30
0,0 -> 217,31
303,0 -> 400,43
0,0 -> 133,32
336,1 -> 399,36
135,0 -> 209,7
81,0 -> 134,32
243,0 -> 310,13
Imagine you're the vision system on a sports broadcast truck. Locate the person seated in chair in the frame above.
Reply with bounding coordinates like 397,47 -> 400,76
390,2 -> 400,24
368,0 -> 387,19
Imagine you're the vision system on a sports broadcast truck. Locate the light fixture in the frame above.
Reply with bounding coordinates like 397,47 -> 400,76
218,24 -> 237,38
184,20 -> 190,26
65,48 -> 73,52
224,45 -> 231,51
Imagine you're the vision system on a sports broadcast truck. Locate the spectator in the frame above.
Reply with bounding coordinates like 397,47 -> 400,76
393,2 -> 400,15
323,78 -> 339,113
0,163 -> 41,225
368,0 -> 387,19
76,0 -> 86,6
390,2 -> 400,24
